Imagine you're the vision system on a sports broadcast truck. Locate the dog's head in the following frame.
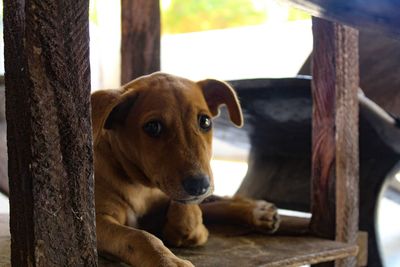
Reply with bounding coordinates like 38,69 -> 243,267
92,72 -> 242,203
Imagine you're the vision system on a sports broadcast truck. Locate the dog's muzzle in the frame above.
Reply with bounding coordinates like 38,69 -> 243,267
182,174 -> 210,197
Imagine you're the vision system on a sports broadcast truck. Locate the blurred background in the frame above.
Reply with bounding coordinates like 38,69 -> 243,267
0,0 -> 399,266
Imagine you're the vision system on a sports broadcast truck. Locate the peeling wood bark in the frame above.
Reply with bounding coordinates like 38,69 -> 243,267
4,0 -> 98,266
310,17 -> 359,267
121,0 -> 160,83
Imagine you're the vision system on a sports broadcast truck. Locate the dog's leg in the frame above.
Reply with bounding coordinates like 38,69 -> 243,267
97,214 -> 194,267
200,196 -> 280,233
163,201 -> 209,247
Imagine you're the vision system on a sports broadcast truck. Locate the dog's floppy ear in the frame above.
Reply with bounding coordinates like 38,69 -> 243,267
197,79 -> 243,127
103,93 -> 137,130
91,89 -> 121,143
91,89 -> 137,144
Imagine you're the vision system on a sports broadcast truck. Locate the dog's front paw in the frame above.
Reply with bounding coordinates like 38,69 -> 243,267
158,256 -> 194,267
163,202 -> 209,247
251,200 -> 280,233
164,220 -> 209,247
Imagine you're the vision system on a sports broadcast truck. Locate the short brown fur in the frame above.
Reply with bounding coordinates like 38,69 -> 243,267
92,72 -> 279,267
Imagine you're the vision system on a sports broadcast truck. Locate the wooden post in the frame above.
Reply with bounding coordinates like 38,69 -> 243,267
310,17 -> 359,266
121,0 -> 161,83
3,0 -> 98,266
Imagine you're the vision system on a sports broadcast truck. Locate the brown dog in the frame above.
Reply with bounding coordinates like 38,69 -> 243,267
91,72 -> 279,267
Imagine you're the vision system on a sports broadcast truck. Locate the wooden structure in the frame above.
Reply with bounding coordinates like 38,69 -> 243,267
227,76 -> 400,267
309,20 -> 359,267
3,1 -> 97,266
121,0 -> 160,84
2,0 -> 398,266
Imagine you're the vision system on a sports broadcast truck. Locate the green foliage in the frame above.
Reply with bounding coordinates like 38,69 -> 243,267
287,8 -> 310,21
161,0 -> 267,34
89,0 -> 100,25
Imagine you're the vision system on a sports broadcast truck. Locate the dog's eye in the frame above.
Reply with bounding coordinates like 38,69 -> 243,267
143,120 -> 163,137
198,114 -> 212,132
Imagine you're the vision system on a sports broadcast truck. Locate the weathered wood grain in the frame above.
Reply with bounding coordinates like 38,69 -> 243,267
333,21 -> 360,267
310,18 -> 337,240
121,0 -> 160,83
4,1 -> 36,265
3,0 -> 97,266
310,17 -> 359,267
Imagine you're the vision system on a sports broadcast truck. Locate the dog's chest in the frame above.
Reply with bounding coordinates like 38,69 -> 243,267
125,187 -> 169,227
126,208 -> 138,227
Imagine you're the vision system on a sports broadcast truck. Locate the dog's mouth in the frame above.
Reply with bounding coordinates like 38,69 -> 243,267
173,197 -> 205,204
173,188 -> 213,204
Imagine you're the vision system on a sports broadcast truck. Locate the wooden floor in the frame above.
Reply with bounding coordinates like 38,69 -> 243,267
0,214 -> 358,266
173,231 -> 357,266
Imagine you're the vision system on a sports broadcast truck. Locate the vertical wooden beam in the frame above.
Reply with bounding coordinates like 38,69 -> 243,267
3,2 -> 34,264
4,0 -> 98,266
121,0 -> 161,83
310,17 -> 359,266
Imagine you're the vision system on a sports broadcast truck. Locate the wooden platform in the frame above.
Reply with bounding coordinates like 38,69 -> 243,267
173,231 -> 357,266
0,215 -> 358,267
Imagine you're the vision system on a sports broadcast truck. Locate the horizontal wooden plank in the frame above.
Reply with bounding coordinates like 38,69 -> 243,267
278,0 -> 400,37
0,214 -> 357,267
172,231 -> 358,267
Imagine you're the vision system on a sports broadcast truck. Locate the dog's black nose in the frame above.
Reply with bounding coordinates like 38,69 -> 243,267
182,174 -> 210,196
